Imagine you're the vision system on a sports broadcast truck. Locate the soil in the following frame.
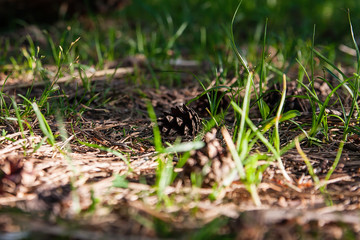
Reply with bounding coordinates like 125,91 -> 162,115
0,62 -> 360,239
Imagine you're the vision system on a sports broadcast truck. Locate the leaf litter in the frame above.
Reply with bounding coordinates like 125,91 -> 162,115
0,63 -> 360,239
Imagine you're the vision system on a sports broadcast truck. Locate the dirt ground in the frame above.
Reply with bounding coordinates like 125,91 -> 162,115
1,63 -> 360,239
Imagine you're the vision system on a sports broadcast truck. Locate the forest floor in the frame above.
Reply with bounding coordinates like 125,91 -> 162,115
1,59 -> 360,239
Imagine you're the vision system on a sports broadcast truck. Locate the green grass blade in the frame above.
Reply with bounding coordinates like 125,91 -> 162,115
231,101 -> 292,182
311,79 -> 350,136
32,102 -> 55,146
167,22 -> 188,50
347,10 -> 360,74
236,72 -> 253,149
11,98 -> 25,138
274,74 -> 287,152
313,48 -> 347,79
163,141 -> 205,154
221,127 -> 245,179
146,101 -> 163,152
230,0 -> 249,74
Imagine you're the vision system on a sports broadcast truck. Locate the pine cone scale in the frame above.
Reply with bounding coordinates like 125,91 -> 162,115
158,104 -> 201,137
182,128 -> 236,187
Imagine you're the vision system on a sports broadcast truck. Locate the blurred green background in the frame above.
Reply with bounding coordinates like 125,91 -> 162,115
122,0 -> 360,44
1,0 -> 359,70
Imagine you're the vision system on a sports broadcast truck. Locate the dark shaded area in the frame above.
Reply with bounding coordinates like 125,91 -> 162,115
0,0 -> 129,29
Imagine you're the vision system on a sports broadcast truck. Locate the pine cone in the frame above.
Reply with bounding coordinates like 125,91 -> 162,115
158,104 -> 201,137
183,128 -> 236,187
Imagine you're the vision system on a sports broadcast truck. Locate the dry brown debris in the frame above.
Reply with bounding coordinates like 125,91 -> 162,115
0,154 -> 35,196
